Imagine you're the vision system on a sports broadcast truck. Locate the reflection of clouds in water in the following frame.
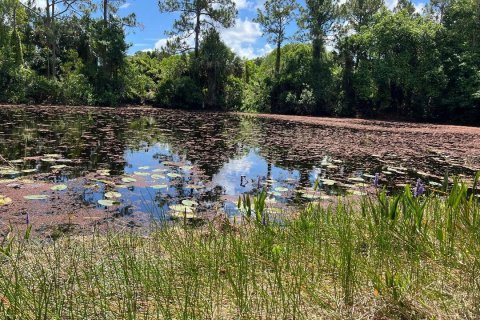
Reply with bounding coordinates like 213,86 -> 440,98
212,150 -> 264,195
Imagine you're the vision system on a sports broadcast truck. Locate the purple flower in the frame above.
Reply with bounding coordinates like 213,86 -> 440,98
26,213 -> 30,225
414,179 -> 425,197
373,173 -> 380,188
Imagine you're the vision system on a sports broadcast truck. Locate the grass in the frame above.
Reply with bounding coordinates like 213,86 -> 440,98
0,177 -> 479,319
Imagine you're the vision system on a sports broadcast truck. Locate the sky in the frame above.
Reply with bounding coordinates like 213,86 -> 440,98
25,0 -> 426,59
121,0 -> 426,58
121,0 -> 275,58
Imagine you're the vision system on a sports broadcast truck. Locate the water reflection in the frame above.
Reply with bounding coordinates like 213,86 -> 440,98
0,106 -> 478,220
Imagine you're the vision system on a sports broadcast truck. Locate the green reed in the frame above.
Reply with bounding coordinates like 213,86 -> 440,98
0,176 -> 479,319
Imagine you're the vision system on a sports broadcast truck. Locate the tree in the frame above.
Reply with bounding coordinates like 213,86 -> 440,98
196,29 -> 242,108
255,0 -> 298,76
297,0 -> 338,111
158,0 -> 237,58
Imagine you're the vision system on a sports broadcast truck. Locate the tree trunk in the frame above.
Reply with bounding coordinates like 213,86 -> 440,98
194,5 -> 200,58
51,0 -> 56,78
103,0 -> 108,23
275,41 -> 281,76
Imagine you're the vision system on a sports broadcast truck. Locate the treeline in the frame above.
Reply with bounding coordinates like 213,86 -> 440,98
0,0 -> 479,124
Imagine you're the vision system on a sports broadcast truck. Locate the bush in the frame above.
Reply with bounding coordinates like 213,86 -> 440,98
59,73 -> 95,105
156,76 -> 203,109
224,76 -> 243,110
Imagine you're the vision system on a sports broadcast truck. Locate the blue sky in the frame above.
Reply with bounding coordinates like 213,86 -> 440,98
120,0 -> 426,58
26,0 -> 426,58
120,0 -> 275,57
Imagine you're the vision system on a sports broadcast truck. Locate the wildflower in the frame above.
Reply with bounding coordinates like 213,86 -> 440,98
414,179 -> 425,197
26,213 -> 30,225
373,173 -> 380,188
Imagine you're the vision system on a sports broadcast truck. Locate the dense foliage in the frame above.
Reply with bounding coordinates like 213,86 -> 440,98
0,0 -> 478,123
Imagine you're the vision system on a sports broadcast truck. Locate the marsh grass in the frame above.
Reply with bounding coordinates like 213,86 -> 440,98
0,177 -> 479,319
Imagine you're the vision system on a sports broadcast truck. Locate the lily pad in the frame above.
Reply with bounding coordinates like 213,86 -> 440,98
0,170 -> 21,175
21,169 -> 38,173
349,177 -> 365,182
167,173 -> 182,178
44,154 -> 62,158
320,179 -> 336,186
98,199 -> 116,207
170,211 -> 197,219
122,177 -> 137,183
41,158 -> 57,163
105,191 -> 122,199
51,165 -> 68,170
152,168 -> 168,173
170,204 -> 193,213
0,195 -> 12,206
182,199 -> 198,207
274,187 -> 289,192
134,171 -> 150,176
151,184 -> 168,189
24,195 -> 49,200
151,174 -> 166,180
138,166 -> 151,170
50,184 -> 67,191
181,166 -> 194,171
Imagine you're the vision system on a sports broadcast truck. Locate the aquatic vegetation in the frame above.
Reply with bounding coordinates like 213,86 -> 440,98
23,195 -> 49,200
98,199 -> 116,207
50,184 -> 68,191
0,195 -> 12,206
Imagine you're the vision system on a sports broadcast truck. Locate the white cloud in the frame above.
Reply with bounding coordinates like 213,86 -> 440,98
119,2 -> 132,9
234,0 -> 254,10
220,18 -> 269,58
21,0 -> 47,9
149,19 -> 269,59
385,0 -> 398,10
414,2 -> 425,14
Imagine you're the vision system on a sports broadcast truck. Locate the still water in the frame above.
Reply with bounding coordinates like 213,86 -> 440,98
0,106 -> 478,221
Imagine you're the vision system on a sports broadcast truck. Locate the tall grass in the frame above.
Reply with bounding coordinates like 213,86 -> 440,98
0,177 -> 479,319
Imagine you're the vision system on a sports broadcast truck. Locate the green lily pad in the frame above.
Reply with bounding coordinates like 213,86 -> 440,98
44,154 -> 62,158
0,195 -> 12,206
96,169 -> 110,176
151,184 -> 168,189
182,199 -> 198,207
21,169 -> 37,173
41,158 -> 57,163
138,166 -> 151,170
348,190 -> 367,196
24,195 -> 49,200
269,191 -> 282,197
320,179 -> 336,186
0,170 -> 20,175
105,191 -> 122,199
115,184 -> 128,189
122,177 -> 137,183
181,166 -> 194,171
152,168 -> 168,173
51,165 -> 68,170
134,171 -> 150,176
151,174 -> 166,180
275,187 -> 289,192
50,184 -> 67,191
98,199 -> 116,207
170,204 -> 194,213
167,173 -> 182,178
348,177 -> 365,182
170,211 -> 197,219
10,159 -> 24,164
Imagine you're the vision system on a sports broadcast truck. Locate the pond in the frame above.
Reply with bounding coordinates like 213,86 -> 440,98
1,106 -> 479,234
